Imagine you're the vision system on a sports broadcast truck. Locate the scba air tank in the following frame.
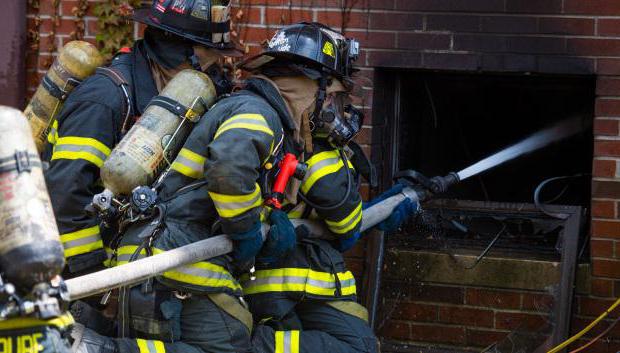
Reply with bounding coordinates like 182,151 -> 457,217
101,69 -> 216,196
0,107 -> 64,290
24,41 -> 104,153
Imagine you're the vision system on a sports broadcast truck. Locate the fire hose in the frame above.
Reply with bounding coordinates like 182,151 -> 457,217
65,182 -> 431,300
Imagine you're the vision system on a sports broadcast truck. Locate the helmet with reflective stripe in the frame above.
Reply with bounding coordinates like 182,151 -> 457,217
241,22 -> 360,80
132,0 -> 239,53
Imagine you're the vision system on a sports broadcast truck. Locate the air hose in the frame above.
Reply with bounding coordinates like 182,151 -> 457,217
546,296 -> 620,353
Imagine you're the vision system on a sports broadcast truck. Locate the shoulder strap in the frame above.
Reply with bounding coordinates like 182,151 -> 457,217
96,66 -> 133,134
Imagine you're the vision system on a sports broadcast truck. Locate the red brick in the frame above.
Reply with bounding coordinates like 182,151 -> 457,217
427,14 -> 480,32
597,99 -> 620,119
395,0 -> 504,12
593,180 -> 620,199
410,324 -> 466,344
568,38 -> 620,56
599,59 -> 620,76
538,17 -> 595,36
480,16 -> 537,33
591,238 -> 615,258
377,320 -> 410,340
505,0 -> 562,13
564,0 -> 620,15
352,31 -> 396,50
466,329 -> 510,348
522,293 -> 554,311
595,140 -> 620,157
598,78 -> 620,96
454,34 -> 507,52
410,284 -> 465,304
593,258 -> 620,278
592,200 -> 617,218
593,159 -> 616,177
595,119 -> 620,136
579,297 -> 619,317
264,8 -> 313,25
438,306 -> 494,327
507,36 -> 566,55
366,50 -> 422,68
591,278 -> 615,297
466,288 -> 521,309
316,11 -> 369,30
495,312 -> 549,331
592,220 -> 620,239
369,12 -> 422,31
397,33 -> 451,51
393,302 -> 438,322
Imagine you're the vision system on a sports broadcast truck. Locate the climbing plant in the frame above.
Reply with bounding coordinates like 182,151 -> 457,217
93,0 -> 142,60
70,0 -> 89,41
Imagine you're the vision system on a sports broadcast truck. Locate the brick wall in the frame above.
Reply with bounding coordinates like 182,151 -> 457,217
26,0 -> 620,351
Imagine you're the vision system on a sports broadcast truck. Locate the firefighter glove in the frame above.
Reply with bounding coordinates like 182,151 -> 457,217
257,209 -> 297,265
229,221 -> 264,264
335,232 -> 362,252
363,184 -> 420,232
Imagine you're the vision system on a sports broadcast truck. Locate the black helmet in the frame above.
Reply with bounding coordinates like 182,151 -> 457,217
133,0 -> 239,53
241,22 -> 360,79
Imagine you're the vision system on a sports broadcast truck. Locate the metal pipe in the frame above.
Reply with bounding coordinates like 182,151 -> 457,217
66,188 -> 416,300
0,0 -> 26,108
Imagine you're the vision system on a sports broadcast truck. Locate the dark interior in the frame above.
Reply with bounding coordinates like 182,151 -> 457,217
376,70 -> 595,257
395,71 -> 594,204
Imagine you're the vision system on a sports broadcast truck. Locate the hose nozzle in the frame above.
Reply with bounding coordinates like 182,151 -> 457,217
430,172 -> 460,194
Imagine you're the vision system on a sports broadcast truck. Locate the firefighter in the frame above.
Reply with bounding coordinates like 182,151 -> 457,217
236,23 -> 419,353
42,1 -> 236,277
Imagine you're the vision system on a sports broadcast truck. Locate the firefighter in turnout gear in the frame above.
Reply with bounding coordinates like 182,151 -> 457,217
236,23 -> 380,353
43,0 -> 237,277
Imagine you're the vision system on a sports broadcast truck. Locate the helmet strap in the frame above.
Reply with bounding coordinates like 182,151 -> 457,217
312,73 -> 328,125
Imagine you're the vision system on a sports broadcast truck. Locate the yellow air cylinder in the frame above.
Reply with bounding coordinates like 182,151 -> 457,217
0,107 -> 64,290
24,41 -> 104,153
101,69 -> 216,196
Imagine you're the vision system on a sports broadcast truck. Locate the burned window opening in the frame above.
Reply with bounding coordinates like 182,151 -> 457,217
378,70 -> 595,258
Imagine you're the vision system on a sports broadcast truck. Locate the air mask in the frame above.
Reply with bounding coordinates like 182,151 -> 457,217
313,92 -> 364,147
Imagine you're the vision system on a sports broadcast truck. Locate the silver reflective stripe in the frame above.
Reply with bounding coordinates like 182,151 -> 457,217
245,276 -> 307,287
329,207 -> 362,232
53,144 -> 108,161
63,234 -> 101,249
175,154 -> 203,174
116,253 -> 146,263
172,265 -> 236,282
223,117 -> 270,128
339,278 -> 356,288
213,192 -> 261,210
303,156 -> 341,183
283,331 -> 292,353
147,340 -> 157,353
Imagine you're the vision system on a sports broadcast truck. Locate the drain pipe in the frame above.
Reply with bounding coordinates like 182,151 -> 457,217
0,0 -> 26,108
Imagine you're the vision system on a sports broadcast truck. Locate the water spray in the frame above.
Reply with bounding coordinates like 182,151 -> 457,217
456,117 -> 584,181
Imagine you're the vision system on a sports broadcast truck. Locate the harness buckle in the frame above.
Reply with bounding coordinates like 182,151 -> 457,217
14,151 -> 32,173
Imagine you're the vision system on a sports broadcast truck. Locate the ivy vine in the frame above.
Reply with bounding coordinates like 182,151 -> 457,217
94,0 -> 142,60
70,0 -> 89,41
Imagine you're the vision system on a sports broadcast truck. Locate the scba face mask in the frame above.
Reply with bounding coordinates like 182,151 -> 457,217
313,92 -> 364,147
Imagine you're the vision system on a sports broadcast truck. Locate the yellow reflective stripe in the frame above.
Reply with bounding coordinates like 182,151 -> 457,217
114,245 -> 147,266
136,339 -> 165,353
51,136 -> 111,167
60,225 -> 103,258
242,268 -> 356,296
171,148 -> 206,179
301,150 -> 354,194
152,249 -> 242,291
47,119 -> 59,145
0,313 -> 74,330
325,201 -> 363,234
209,183 -> 263,218
214,114 -> 274,139
275,331 -> 284,353
291,331 -> 300,353
275,330 -> 299,353
114,246 -> 241,291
